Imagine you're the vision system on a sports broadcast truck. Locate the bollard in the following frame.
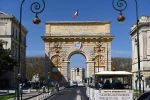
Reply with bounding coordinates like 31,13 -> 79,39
147,85 -> 149,88
40,95 -> 42,100
7,90 -> 9,94
28,89 -> 31,93
39,95 -> 41,99
37,96 -> 39,100
41,95 -> 43,99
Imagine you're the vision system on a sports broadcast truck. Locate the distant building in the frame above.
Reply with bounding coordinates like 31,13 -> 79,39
71,68 -> 85,83
130,15 -> 150,88
0,11 -> 28,88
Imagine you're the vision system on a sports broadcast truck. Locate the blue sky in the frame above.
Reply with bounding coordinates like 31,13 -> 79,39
0,0 -> 150,68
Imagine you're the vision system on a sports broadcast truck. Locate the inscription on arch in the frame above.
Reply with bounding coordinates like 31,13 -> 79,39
56,25 -> 97,34
47,24 -> 108,36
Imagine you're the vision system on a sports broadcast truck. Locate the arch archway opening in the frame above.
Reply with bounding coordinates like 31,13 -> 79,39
69,53 -> 86,84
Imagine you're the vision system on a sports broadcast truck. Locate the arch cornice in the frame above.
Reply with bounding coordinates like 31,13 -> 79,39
45,21 -> 110,24
41,36 -> 114,43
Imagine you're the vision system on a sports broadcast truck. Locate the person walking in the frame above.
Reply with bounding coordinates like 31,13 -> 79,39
35,81 -> 40,94
42,81 -> 47,93
55,82 -> 59,93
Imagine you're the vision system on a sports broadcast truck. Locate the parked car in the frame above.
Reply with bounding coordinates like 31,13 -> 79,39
72,81 -> 78,86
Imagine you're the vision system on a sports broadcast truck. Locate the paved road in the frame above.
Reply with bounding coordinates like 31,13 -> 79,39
47,86 -> 89,100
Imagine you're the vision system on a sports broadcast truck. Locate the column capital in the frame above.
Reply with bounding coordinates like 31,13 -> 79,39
86,61 -> 94,63
62,60 -> 70,63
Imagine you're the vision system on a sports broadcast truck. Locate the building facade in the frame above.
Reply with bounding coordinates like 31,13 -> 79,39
41,21 -> 114,86
130,16 -> 150,88
0,11 -> 28,87
71,68 -> 85,83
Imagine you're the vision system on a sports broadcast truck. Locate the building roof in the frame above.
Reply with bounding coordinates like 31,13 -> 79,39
0,11 -> 13,18
0,11 -> 28,34
95,71 -> 133,76
130,15 -> 150,35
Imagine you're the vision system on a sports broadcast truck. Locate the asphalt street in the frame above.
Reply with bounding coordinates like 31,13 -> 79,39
47,86 -> 89,100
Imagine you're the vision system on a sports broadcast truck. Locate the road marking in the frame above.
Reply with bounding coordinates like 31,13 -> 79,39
76,89 -> 82,100
76,94 -> 82,100
76,89 -> 81,94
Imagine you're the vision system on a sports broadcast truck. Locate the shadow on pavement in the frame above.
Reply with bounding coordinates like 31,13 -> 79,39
136,91 -> 150,100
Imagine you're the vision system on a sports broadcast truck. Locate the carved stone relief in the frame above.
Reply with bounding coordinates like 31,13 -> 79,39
51,55 -> 61,66
95,55 -> 105,66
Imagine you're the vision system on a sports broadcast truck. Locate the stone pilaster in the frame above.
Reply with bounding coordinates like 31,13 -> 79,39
61,61 -> 69,83
73,70 -> 75,81
80,70 -> 82,82
86,61 -> 94,77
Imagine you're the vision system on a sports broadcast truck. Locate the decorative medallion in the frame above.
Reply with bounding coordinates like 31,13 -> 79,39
74,41 -> 82,50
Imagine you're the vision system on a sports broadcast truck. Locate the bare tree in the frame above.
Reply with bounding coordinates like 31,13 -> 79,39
111,57 -> 132,71
26,56 -> 45,81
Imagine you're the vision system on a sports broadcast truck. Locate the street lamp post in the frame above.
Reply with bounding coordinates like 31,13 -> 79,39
90,43 -> 102,89
112,0 -> 141,95
107,43 -> 108,71
97,48 -> 101,72
48,71 -> 50,92
47,42 -> 51,93
57,53 -> 59,82
18,0 -> 45,100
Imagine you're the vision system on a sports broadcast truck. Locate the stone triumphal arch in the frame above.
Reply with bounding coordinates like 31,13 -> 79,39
41,21 -> 114,86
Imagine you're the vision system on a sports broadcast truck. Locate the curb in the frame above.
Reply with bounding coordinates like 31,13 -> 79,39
6,93 -> 42,100
23,93 -> 42,100
43,86 -> 65,100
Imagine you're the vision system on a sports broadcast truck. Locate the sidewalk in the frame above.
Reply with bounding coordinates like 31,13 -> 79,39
0,89 -> 45,100
7,91 -> 43,100
0,87 -> 65,100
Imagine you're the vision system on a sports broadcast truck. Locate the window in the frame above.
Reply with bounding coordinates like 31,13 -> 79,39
13,46 -> 15,57
16,30 -> 17,39
24,37 -> 26,45
96,67 -> 103,72
53,68 -> 60,72
16,48 -> 18,59
12,27 -> 14,36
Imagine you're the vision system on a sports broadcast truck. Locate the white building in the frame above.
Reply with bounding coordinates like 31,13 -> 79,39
0,11 -> 28,88
130,15 -> 150,88
71,68 -> 85,83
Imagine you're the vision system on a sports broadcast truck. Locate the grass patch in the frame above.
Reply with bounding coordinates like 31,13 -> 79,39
134,92 -> 139,99
0,94 -> 15,100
